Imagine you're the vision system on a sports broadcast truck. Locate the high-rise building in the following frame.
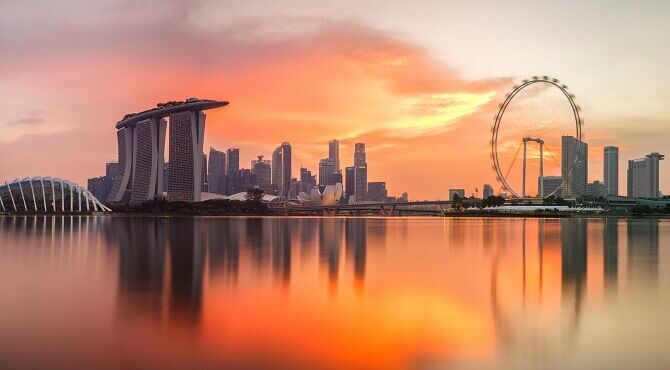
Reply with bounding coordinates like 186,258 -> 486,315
201,153 -> 208,192
352,143 -> 368,202
299,167 -> 316,194
354,163 -> 367,202
482,184 -> 494,199
251,155 -> 272,187
367,182 -> 387,202
345,166 -> 355,200
318,158 -> 337,185
272,142 -> 292,198
449,189 -> 465,201
107,98 -> 227,204
354,143 -> 366,165
232,169 -> 256,194
586,180 -> 607,198
226,148 -> 239,174
331,171 -> 342,185
561,136 -> 588,197
329,139 -> 340,171
167,111 -> 206,202
627,152 -> 665,198
208,147 -> 226,195
105,162 -> 119,180
538,176 -> 563,197
604,146 -> 619,196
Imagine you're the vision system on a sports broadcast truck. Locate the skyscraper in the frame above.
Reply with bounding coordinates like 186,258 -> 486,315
345,166 -> 355,202
272,142 -> 292,198
251,155 -> 272,187
201,153 -> 208,192
226,148 -> 239,174
604,146 -> 619,195
538,176 -> 563,197
108,98 -> 227,204
208,147 -> 226,195
482,184 -> 494,199
318,158 -> 336,185
353,143 -> 367,202
367,182 -> 387,202
354,143 -> 366,165
561,136 -> 588,197
299,167 -> 316,194
354,163 -> 367,202
329,139 -> 340,172
627,152 -> 665,198
167,111 -> 205,202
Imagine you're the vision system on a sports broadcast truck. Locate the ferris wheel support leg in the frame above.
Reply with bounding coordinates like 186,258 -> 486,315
540,143 -> 544,198
522,140 -> 527,198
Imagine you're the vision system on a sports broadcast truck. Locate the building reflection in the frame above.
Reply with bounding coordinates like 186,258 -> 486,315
603,218 -> 619,293
627,219 -> 659,286
561,219 -> 587,326
345,219 -> 367,283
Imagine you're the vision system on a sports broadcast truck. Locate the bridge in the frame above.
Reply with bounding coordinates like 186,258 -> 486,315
269,199 -> 482,216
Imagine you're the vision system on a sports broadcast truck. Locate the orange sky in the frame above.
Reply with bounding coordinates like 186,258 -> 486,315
1,1 -> 669,199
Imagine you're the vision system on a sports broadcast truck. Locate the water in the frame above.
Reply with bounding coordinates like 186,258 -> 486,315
1,216 -> 669,370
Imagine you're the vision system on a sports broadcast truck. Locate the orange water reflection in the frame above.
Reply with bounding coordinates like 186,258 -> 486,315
0,216 -> 668,369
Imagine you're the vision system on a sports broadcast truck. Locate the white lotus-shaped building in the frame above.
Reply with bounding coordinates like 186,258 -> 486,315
297,183 -> 343,206
0,177 -> 110,213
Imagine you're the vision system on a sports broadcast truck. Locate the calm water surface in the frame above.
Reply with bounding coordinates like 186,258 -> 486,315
1,216 -> 669,369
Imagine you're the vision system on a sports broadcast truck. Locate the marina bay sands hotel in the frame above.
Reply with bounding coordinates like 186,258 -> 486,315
107,98 -> 228,204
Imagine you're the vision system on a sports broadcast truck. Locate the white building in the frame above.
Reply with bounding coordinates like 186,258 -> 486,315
627,152 -> 664,198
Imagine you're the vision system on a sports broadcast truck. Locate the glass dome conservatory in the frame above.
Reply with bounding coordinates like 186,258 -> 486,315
0,177 -> 110,214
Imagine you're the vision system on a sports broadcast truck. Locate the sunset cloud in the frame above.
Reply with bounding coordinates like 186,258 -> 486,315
0,1 -> 513,198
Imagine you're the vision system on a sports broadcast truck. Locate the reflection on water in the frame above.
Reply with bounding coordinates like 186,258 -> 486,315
0,216 -> 669,369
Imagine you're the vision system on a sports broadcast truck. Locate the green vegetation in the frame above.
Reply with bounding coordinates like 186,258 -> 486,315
481,195 -> 506,208
630,203 -> 670,216
108,188 -> 269,215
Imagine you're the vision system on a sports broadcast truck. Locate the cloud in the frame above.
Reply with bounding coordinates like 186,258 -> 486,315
0,1 -> 512,197
5,110 -> 44,126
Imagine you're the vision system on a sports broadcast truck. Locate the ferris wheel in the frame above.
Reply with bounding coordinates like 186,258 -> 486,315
490,76 -> 583,198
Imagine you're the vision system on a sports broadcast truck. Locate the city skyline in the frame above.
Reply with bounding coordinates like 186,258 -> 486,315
1,1 -> 670,199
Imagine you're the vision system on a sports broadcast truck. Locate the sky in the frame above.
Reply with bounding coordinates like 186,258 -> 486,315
1,0 -> 669,199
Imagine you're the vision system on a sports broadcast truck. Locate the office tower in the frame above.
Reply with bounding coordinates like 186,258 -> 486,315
331,171 -> 342,185
105,162 -> 119,180
318,158 -> 336,185
538,176 -> 563,197
561,136 -> 588,197
352,143 -> 368,202
299,167 -> 316,194
272,142 -> 292,198
167,111 -> 206,202
345,166 -> 355,200
627,152 -> 665,198
449,189 -> 465,200
401,192 -> 409,202
367,182 -> 387,202
354,143 -> 366,165
224,148 -> 240,195
252,155 -> 272,186
232,169 -> 256,194
604,146 -> 619,195
226,148 -> 239,174
201,153 -> 208,192
329,139 -> 340,171
354,163 -> 367,202
208,147 -> 226,195
482,184 -> 494,199
586,180 -> 607,198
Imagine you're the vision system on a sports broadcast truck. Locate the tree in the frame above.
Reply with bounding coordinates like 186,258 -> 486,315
245,187 -> 264,203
